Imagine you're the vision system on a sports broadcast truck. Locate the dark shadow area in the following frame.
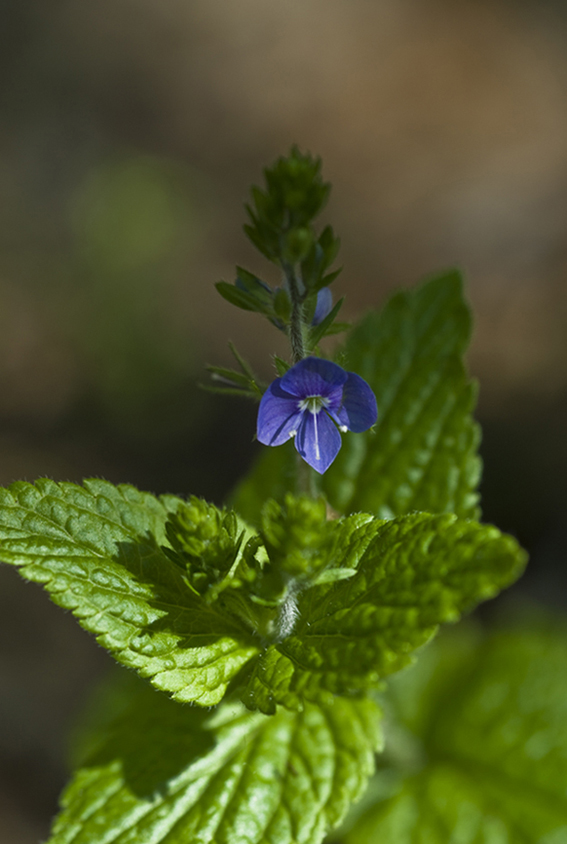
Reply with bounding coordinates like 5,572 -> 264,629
112,531 -> 256,647
78,676 -> 215,799
479,394 -> 567,614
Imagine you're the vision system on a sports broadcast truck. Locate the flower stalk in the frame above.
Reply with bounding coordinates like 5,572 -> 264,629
282,260 -> 307,364
282,260 -> 317,493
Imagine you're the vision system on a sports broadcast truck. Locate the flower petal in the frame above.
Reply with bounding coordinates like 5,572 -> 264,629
312,287 -> 333,326
295,410 -> 342,473
257,380 -> 303,446
325,385 -> 347,414
326,404 -> 350,432
340,372 -> 378,432
280,356 -> 348,399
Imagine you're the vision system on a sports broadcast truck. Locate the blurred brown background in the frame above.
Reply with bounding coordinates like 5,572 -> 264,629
1,0 -> 567,839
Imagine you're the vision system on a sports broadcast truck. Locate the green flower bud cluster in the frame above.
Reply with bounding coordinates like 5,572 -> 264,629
246,495 -> 357,612
244,146 -> 331,261
163,493 -> 356,642
164,497 -> 248,602
212,147 -> 349,393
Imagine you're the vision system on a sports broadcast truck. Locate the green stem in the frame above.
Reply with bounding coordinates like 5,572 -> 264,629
283,261 -> 307,364
282,261 -> 320,497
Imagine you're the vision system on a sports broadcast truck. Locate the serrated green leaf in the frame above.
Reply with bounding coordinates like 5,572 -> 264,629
232,272 -> 481,525
243,512 -> 526,713
325,270 -> 481,519
344,618 -> 567,844
0,479 -> 259,706
49,674 -> 382,844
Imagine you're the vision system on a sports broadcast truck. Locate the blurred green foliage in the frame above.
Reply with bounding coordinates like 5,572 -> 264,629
69,154 -> 205,438
338,611 -> 567,843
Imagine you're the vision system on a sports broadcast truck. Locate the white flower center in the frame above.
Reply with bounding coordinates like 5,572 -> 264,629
298,395 -> 330,414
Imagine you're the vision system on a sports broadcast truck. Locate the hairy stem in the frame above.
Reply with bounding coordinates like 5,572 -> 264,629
283,261 -> 307,364
283,260 -> 318,495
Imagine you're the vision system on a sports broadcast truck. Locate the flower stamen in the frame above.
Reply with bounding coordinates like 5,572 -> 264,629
298,395 -> 330,414
313,411 -> 320,461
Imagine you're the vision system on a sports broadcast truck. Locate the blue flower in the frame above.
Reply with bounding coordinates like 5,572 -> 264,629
311,287 -> 333,325
257,356 -> 377,473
